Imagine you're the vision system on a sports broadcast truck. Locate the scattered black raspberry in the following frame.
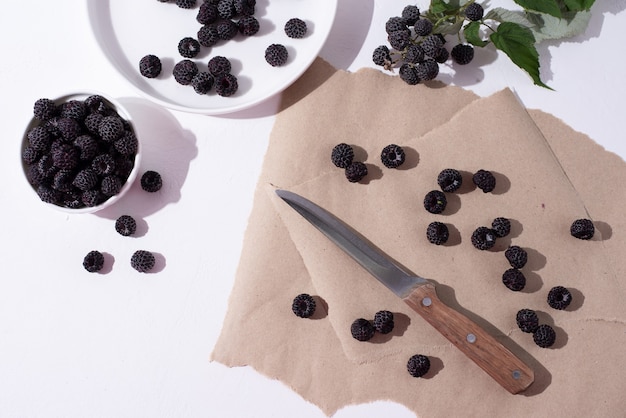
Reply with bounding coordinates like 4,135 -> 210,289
217,0 -> 235,19
547,286 -> 572,310
173,59 -> 199,85
380,144 -> 405,168
401,5 -> 420,25
404,44 -> 425,64
215,73 -> 239,97
37,184 -> 60,204
502,268 -> 526,291
22,146 -> 39,165
81,189 -> 103,207
399,64 -> 420,85
40,118 -> 59,139
464,3 -> 484,21
57,117 -> 82,141
426,221 -> 449,245
141,170 -> 163,192
91,154 -> 116,176
115,215 -> 137,237
208,56 -> 232,77
516,309 -> 539,333
74,135 -> 98,161
98,116 -> 124,142
451,44 -> 475,65
388,30 -> 410,50
420,34 -> 444,58
139,54 -> 162,78
60,100 -> 87,121
345,162 -> 368,183
101,175 -> 122,197
570,218 -> 594,240
423,190 -> 447,214
72,169 -> 99,191
291,293 -> 316,318
84,95 -> 111,114
83,250 -> 105,273
374,310 -> 395,334
114,155 -> 135,180
191,72 -> 215,94
197,2 -> 218,24
238,15 -> 260,36
198,24 -> 220,47
505,245 -> 527,269
533,324 -> 556,348
37,154 -> 57,180
407,354 -> 430,378
84,113 -> 103,135
26,164 -> 45,187
33,98 -> 58,121
437,168 -> 462,192
178,37 -> 202,58
284,18 -> 307,38
434,47 -> 449,63
372,45 -> 392,67
216,19 -> 239,40
233,0 -> 255,15
471,226 -> 497,250
27,126 -> 52,151
385,16 -> 408,34
62,193 -> 83,209
350,318 -> 375,342
414,19 -> 433,36
331,143 -> 354,169
473,169 -> 496,193
51,143 -> 79,170
131,250 -> 156,273
53,170 -> 74,193
175,0 -> 196,9
415,59 -> 439,81
265,44 -> 289,67
114,131 -> 139,156
491,217 -> 511,238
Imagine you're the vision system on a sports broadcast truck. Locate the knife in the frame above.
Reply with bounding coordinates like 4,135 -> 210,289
276,189 -> 534,394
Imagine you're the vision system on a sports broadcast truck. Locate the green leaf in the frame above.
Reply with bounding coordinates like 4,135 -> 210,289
490,22 -> 552,89
525,10 -> 592,42
563,0 -> 595,12
514,0 -> 562,18
484,7 -> 535,28
430,0 -> 460,14
463,21 -> 489,47
432,17 -> 465,35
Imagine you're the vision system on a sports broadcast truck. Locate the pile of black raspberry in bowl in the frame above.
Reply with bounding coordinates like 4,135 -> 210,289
22,92 -> 141,213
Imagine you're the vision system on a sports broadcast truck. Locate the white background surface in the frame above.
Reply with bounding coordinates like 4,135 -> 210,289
1,1 -> 624,417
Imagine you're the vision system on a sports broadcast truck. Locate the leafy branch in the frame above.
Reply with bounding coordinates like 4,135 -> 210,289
425,0 -> 596,88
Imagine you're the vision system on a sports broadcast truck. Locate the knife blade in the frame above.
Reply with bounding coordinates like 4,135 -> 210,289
276,189 -> 534,394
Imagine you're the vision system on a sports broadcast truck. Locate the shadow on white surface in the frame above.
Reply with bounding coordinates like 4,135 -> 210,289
95,97 -> 198,220
535,1 -> 626,83
573,0 -> 626,40
320,0 -> 375,70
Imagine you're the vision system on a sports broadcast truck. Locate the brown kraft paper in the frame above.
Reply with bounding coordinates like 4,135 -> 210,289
212,58 -> 626,417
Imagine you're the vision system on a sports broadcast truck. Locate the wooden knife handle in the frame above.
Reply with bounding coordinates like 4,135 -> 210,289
403,283 -> 534,394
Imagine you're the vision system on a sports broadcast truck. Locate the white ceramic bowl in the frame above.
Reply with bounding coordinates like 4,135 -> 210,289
21,91 -> 141,214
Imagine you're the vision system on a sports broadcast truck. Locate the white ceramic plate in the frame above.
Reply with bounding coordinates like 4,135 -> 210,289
87,0 -> 338,115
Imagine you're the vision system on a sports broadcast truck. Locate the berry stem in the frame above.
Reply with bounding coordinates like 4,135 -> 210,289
482,22 -> 497,33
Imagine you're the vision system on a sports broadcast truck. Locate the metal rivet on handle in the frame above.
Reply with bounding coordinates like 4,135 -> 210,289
512,370 -> 521,380
466,333 -> 477,343
422,297 -> 432,307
